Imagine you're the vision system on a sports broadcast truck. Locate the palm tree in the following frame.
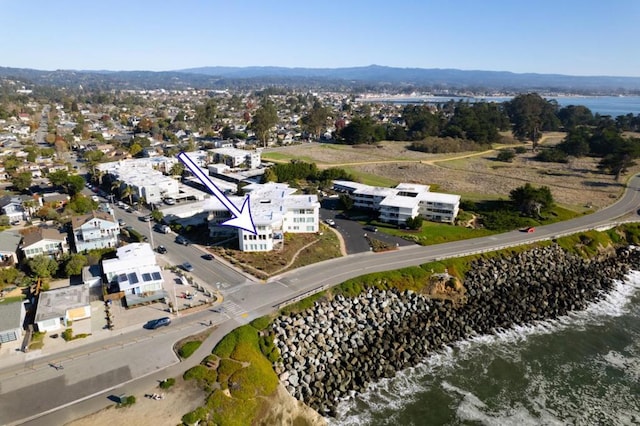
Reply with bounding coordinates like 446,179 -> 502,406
137,196 -> 147,211
92,168 -> 105,186
121,185 -> 134,206
110,180 -> 122,199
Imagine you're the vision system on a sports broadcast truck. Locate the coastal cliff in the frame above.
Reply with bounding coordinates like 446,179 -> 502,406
271,244 -> 640,417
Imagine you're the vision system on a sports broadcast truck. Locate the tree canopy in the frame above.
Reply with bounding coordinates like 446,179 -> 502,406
509,183 -> 554,217
301,100 -> 332,140
251,100 -> 278,147
505,93 -> 560,149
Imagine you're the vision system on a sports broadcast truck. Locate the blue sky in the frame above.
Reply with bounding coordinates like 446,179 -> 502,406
1,0 -> 638,76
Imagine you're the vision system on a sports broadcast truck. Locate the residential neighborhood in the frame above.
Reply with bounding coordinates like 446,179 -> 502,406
0,77 -> 497,426
0,85 -> 469,359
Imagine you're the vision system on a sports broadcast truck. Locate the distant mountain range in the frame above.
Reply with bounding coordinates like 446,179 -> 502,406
1,64 -> 640,93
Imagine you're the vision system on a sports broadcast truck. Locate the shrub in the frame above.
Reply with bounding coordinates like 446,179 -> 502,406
178,341 -> 201,359
249,315 -> 271,331
183,365 -> 217,385
212,332 -> 237,358
117,395 -> 136,408
61,328 -> 73,341
405,216 -> 423,230
182,407 -> 208,425
514,146 -> 527,154
496,149 -> 516,162
535,148 -> 569,163
159,377 -> 175,389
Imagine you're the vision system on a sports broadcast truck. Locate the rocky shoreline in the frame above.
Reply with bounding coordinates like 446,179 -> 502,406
271,244 -> 640,417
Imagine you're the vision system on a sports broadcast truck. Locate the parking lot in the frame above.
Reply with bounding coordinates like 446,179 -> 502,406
319,200 -> 415,254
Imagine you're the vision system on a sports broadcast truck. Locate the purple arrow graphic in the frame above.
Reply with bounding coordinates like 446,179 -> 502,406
177,152 -> 257,235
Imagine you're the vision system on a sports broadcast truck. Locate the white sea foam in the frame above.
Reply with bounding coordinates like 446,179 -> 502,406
442,381 -> 565,426
330,270 -> 640,425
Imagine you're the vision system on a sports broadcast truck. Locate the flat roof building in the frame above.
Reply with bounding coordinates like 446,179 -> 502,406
204,182 -> 319,252
333,180 -> 460,224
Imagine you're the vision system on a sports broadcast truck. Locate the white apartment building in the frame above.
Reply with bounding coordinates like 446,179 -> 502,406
211,147 -> 261,169
333,180 -> 460,224
205,182 -> 319,252
97,158 -> 180,204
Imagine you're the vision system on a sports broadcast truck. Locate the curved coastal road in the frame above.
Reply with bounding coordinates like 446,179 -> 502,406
10,175 -> 640,425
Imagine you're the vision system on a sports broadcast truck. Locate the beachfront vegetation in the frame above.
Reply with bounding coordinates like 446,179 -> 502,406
182,319 -> 280,426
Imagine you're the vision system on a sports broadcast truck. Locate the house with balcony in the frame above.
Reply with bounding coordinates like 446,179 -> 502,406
205,182 -> 319,252
333,180 -> 460,225
0,195 -> 28,223
211,147 -> 261,169
20,227 -> 69,259
71,211 -> 119,252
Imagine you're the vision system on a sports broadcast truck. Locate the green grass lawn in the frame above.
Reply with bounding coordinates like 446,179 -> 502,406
381,222 -> 496,245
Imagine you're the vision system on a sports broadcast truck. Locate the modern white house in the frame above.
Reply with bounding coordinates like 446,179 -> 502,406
211,147 -> 261,169
71,211 -> 119,252
20,227 -> 69,259
101,243 -> 166,306
34,285 -> 91,332
205,182 -> 320,252
333,180 -> 460,224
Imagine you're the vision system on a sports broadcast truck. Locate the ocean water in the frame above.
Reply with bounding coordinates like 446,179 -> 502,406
331,271 -> 640,426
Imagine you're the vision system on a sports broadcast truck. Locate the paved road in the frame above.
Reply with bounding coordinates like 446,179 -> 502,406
106,199 -> 249,290
5,175 -> 640,425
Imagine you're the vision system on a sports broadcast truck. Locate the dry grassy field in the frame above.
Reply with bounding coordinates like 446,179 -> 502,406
263,133 -> 639,211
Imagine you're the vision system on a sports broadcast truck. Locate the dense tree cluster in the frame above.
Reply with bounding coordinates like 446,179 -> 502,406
534,117 -> 640,180
262,160 -> 355,187
504,93 -> 560,149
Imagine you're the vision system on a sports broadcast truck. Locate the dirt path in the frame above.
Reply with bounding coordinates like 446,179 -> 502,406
270,239 -> 322,275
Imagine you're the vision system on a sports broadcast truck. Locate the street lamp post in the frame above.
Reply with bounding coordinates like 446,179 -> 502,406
173,285 -> 179,316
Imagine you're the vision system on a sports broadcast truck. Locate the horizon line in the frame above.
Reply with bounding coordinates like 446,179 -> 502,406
2,64 -> 639,80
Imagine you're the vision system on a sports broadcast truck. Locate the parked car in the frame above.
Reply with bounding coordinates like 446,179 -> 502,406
363,225 -> 378,232
118,219 -> 126,226
156,245 -> 167,254
175,235 -> 190,245
145,317 -> 171,330
154,224 -> 171,234
324,218 -> 336,227
163,198 -> 176,205
182,262 -> 194,272
140,215 -> 152,222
